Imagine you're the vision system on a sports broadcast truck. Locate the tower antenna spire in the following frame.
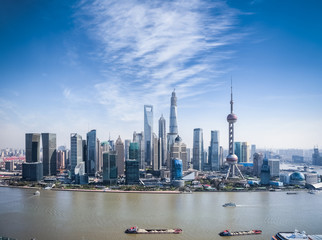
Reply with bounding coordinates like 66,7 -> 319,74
230,77 -> 233,114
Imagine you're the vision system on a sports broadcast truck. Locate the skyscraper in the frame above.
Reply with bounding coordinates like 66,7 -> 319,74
115,136 -> 125,176
25,133 -> 40,163
209,130 -> 220,171
70,133 -> 83,179
158,115 -> 167,166
124,139 -> 131,160
57,150 -> 66,169
144,105 -> 153,166
260,156 -> 270,185
97,138 -> 103,172
87,130 -> 97,175
241,142 -> 250,163
152,133 -> 160,171
103,151 -> 118,185
23,133 -> 43,181
253,152 -> 263,177
133,131 -> 145,169
170,135 -> 188,171
225,83 -> 244,179
42,133 -> 57,176
168,90 -> 178,151
193,128 -> 204,171
129,142 -> 139,161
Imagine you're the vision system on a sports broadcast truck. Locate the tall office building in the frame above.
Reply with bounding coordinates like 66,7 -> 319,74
158,115 -> 167,166
87,130 -> 97,175
144,105 -> 153,166
133,131 -> 145,169
23,133 -> 43,181
268,159 -> 280,177
250,144 -> 256,162
168,90 -> 178,153
193,128 -> 204,171
115,136 -> 125,176
129,142 -> 139,161
186,148 -> 191,168
25,133 -> 41,163
125,160 -> 140,185
225,83 -> 244,179
209,130 -> 220,171
42,133 -> 57,176
152,133 -> 160,171
312,147 -> 322,166
124,139 -> 131,160
57,150 -> 66,170
171,158 -> 183,180
169,135 -> 187,171
253,152 -> 263,177
103,151 -> 118,185
97,138 -> 103,172
241,142 -> 250,163
260,156 -> 270,185
70,133 -> 83,179
234,142 -> 242,162
82,140 -> 87,171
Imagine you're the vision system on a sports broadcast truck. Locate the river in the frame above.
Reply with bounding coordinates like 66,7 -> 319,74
0,187 -> 321,240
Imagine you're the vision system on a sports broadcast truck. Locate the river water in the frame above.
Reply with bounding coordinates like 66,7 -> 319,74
0,187 -> 321,240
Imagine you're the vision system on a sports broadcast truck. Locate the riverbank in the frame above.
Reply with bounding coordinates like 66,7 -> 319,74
0,184 -> 309,194
0,185 -> 183,194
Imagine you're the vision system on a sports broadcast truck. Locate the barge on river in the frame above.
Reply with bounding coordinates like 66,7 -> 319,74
219,229 -> 262,237
125,226 -> 182,234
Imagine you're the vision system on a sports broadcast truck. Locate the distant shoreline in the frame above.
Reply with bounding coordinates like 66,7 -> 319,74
0,185 -> 183,194
1,184 -> 308,194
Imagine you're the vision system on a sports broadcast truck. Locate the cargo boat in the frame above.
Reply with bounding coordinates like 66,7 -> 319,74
219,229 -> 262,237
125,226 -> 182,234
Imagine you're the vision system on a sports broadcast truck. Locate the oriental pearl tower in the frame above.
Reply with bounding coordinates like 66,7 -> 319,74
225,82 -> 244,180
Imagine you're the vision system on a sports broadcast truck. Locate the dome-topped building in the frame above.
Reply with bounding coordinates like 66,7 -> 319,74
290,172 -> 305,186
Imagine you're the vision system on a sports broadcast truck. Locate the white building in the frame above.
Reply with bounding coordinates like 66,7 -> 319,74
268,159 -> 280,177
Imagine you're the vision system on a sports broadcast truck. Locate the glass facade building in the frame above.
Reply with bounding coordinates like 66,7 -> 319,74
125,160 -> 140,185
158,115 -> 167,166
171,158 -> 183,180
25,133 -> 40,163
144,105 -> 153,166
115,136 -> 125,176
193,128 -> 204,171
70,133 -> 83,179
42,133 -> 57,176
103,151 -> 118,185
260,157 -> 271,185
87,130 -> 97,175
208,130 -> 220,171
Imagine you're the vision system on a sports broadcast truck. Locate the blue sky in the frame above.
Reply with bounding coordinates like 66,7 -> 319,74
0,0 -> 321,150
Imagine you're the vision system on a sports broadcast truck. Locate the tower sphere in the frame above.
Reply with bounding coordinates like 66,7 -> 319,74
226,154 -> 238,163
227,113 -> 237,123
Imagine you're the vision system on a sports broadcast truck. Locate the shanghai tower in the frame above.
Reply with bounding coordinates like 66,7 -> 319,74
225,83 -> 244,180
168,90 -> 178,148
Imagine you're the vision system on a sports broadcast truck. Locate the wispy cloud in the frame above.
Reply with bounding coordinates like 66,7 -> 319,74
75,0 -> 244,121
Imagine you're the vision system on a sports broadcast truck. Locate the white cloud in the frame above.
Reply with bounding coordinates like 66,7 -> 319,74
75,0 -> 243,123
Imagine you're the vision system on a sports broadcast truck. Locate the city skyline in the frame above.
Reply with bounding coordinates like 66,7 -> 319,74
1,0 -> 322,149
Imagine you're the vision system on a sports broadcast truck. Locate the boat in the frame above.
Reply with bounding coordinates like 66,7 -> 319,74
34,190 -> 40,196
222,202 -> 236,207
286,192 -> 297,195
272,229 -> 322,239
125,226 -> 182,234
219,229 -> 262,237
